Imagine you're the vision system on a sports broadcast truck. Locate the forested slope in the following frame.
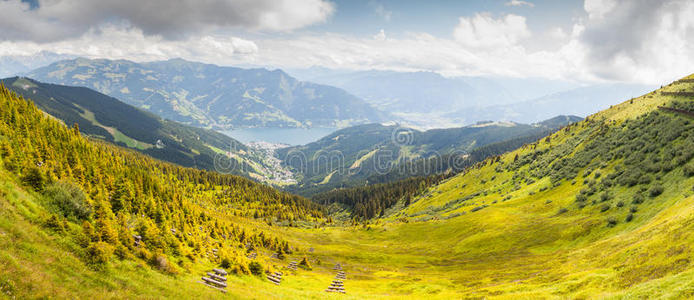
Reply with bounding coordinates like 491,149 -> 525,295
0,84 -> 323,297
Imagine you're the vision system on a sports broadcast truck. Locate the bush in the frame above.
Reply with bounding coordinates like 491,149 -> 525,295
575,194 -> 587,202
600,192 -> 611,202
557,207 -> 568,214
649,184 -> 664,197
616,201 -> 624,208
114,244 -> 130,260
632,194 -> 644,205
600,204 -> 610,212
220,257 -> 232,269
44,215 -> 65,233
606,217 -> 617,227
684,163 -> 694,177
21,166 -> 45,191
248,261 -> 264,276
86,242 -> 113,269
43,181 -> 92,221
625,213 -> 634,222
150,252 -> 176,274
299,257 -> 312,270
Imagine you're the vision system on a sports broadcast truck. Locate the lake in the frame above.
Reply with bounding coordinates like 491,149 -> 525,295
221,127 -> 337,145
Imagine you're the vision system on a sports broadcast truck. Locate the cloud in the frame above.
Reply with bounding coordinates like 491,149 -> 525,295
373,29 -> 386,41
248,32 -> 574,80
2,0 -> 693,85
453,13 -> 531,49
0,0 -> 335,42
505,0 -> 535,8
578,0 -> 694,83
0,24 -> 258,63
548,27 -> 568,40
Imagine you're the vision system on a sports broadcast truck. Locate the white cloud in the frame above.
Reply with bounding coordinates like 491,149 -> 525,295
0,0 -> 335,42
248,32 -> 572,80
1,0 -> 693,85
0,24 -> 258,63
505,0 -> 535,8
577,0 -> 694,83
373,29 -> 386,41
453,13 -> 531,49
547,27 -> 568,40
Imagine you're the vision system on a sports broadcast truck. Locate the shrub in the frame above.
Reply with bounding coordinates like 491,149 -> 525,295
276,249 -> 286,260
557,207 -> 568,214
616,201 -> 624,208
43,181 -> 92,221
632,194 -> 644,205
44,215 -> 65,233
625,213 -> 634,222
150,252 -> 176,274
248,261 -> 264,276
21,166 -> 45,191
220,257 -> 233,269
114,244 -> 130,260
600,204 -> 610,212
649,184 -> 664,197
684,163 -> 694,177
299,257 -> 312,270
575,194 -> 587,202
86,242 -> 113,269
600,192 -> 611,202
231,263 -> 250,275
606,217 -> 617,227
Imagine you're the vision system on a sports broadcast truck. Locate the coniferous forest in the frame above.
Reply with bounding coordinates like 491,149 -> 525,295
0,85 -> 322,275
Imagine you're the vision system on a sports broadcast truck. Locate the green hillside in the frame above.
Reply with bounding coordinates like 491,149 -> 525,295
280,116 -> 580,196
1,77 -> 291,182
258,75 -> 694,299
0,84 -> 326,298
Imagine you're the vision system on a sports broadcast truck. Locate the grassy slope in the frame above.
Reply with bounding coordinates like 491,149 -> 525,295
270,76 -> 694,298
0,167 -> 363,299
3,77 -> 694,299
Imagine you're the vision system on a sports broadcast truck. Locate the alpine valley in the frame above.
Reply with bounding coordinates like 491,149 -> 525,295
2,72 -> 694,299
2,1 -> 693,299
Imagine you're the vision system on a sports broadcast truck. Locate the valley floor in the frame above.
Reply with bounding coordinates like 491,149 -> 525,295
3,166 -> 694,299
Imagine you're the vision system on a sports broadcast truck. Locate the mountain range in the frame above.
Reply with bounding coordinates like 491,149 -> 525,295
290,68 -> 655,128
279,115 -> 581,196
26,58 -> 386,129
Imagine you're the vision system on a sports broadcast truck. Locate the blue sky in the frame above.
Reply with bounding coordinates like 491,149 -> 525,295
308,0 -> 584,38
0,0 -> 693,84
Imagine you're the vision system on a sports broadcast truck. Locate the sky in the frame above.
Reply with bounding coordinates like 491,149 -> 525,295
0,0 -> 693,84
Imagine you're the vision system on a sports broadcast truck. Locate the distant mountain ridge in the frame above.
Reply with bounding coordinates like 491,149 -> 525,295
445,83 -> 657,124
280,115 -> 581,196
290,68 -> 654,128
27,58 -> 387,129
